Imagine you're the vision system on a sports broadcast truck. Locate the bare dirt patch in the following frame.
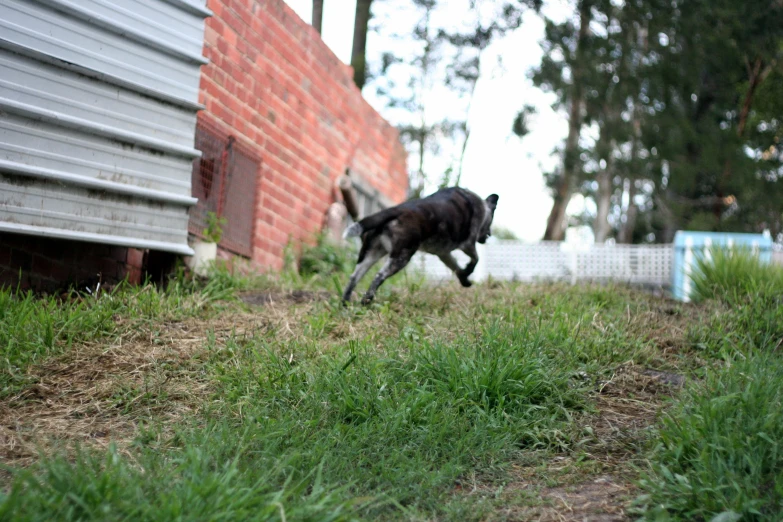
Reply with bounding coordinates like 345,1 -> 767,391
504,475 -> 632,522
240,290 -> 331,306
590,363 -> 682,461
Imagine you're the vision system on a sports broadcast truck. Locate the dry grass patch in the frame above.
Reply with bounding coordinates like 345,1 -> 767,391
0,303 -> 296,469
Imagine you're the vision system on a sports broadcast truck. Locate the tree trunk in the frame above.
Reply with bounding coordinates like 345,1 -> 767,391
544,183 -> 574,241
618,107 -> 641,244
592,122 -> 614,243
312,0 -> 324,34
415,130 -> 426,198
351,0 -> 373,90
593,169 -> 613,243
409,4 -> 435,198
543,0 -> 591,241
453,129 -> 470,187
654,193 -> 677,244
618,179 -> 637,243
715,56 -> 774,220
454,55 -> 483,188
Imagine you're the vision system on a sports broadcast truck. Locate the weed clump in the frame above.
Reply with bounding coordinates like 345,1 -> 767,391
298,235 -> 354,278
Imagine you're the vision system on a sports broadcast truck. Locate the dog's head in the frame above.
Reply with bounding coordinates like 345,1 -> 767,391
478,194 -> 499,244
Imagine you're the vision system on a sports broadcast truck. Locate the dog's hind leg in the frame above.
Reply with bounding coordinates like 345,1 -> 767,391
342,240 -> 386,303
360,247 -> 416,305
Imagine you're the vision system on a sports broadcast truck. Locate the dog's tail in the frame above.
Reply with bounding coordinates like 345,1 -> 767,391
343,222 -> 363,239
343,206 -> 404,240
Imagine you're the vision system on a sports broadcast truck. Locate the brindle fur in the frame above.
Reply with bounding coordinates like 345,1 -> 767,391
342,187 -> 498,304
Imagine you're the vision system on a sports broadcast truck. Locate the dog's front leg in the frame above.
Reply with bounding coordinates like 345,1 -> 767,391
456,244 -> 479,287
437,252 -> 461,273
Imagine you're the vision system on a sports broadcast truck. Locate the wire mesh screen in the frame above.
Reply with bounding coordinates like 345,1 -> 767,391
189,119 -> 260,257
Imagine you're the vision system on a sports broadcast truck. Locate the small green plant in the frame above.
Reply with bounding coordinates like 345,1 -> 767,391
298,234 -> 354,278
202,212 -> 228,243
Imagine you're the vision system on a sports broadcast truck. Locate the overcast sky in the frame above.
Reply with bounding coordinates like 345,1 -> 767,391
283,0 -> 576,242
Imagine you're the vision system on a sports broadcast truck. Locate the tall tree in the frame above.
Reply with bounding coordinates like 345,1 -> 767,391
369,0 -> 543,198
526,0 -> 783,243
530,0 -> 594,240
351,0 -> 374,89
369,0 -> 446,198
640,0 -> 783,239
440,0 -> 541,187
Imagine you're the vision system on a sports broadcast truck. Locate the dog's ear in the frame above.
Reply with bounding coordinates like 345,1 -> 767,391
486,194 -> 499,210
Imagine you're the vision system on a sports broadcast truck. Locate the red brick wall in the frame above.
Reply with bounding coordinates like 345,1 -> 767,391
199,0 -> 408,270
0,233 -> 144,293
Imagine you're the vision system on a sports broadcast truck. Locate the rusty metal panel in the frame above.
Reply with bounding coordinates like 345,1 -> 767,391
0,0 -> 210,255
189,119 -> 260,258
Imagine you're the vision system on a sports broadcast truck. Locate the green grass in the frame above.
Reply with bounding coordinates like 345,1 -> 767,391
0,443 -> 365,522
689,248 -> 783,305
0,265 -> 253,398
122,313 -> 600,520
636,249 -> 783,521
0,277 -> 665,520
3,251 -> 782,520
637,353 -> 783,521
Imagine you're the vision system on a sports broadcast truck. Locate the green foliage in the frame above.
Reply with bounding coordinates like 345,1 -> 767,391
0,443 -> 364,522
690,248 -> 783,305
0,319 -> 592,519
638,247 -> 783,520
7,268 -> 783,520
688,248 -> 783,352
0,289 -> 118,397
637,354 -> 783,521
511,104 -> 536,138
491,226 -> 519,240
524,0 -> 783,242
0,282 -> 662,520
298,235 -> 354,278
202,211 -> 227,243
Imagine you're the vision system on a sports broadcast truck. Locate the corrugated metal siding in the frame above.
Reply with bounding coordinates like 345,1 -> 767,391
0,0 -> 210,255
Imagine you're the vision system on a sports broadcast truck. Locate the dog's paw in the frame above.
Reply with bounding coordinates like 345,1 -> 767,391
360,294 -> 375,306
458,275 -> 472,288
456,270 -> 472,287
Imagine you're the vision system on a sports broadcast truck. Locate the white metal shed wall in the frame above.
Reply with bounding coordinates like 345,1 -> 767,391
0,0 -> 210,255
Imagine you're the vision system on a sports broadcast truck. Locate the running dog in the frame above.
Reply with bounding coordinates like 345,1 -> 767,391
342,187 -> 498,304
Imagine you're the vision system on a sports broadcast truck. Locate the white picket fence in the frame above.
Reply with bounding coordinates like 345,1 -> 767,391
410,241 -> 673,286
